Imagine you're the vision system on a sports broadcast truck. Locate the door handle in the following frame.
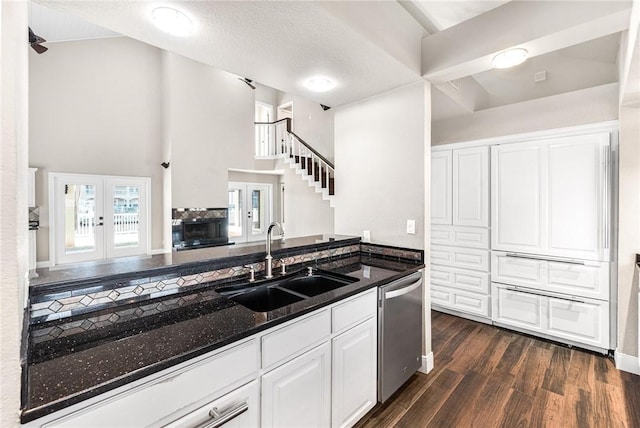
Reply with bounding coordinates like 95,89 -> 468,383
384,278 -> 422,300
202,401 -> 249,428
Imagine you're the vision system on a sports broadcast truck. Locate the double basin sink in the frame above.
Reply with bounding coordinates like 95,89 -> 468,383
217,268 -> 358,312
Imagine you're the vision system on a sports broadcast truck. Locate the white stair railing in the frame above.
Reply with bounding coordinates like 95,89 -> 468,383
255,119 -> 334,196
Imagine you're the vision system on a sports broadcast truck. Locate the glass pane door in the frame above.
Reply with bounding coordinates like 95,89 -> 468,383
54,176 -> 104,265
105,178 -> 148,259
51,174 -> 149,266
228,182 -> 272,243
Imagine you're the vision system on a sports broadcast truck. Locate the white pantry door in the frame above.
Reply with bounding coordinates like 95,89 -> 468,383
51,173 -> 149,266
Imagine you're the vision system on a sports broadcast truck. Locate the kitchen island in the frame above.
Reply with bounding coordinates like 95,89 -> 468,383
22,235 -> 424,426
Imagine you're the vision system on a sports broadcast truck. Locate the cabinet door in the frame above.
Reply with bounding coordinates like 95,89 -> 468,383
546,133 -> 610,261
547,296 -> 609,349
491,142 -> 545,254
331,318 -> 377,428
492,283 -> 544,332
261,342 -> 331,428
453,147 -> 489,227
431,150 -> 452,225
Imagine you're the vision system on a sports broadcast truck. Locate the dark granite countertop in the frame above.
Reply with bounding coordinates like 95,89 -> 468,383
22,253 -> 423,423
30,234 -> 359,289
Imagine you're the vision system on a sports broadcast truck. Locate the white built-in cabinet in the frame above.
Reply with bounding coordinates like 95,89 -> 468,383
491,133 -> 610,261
27,288 -> 378,428
431,146 -> 491,320
431,126 -> 615,352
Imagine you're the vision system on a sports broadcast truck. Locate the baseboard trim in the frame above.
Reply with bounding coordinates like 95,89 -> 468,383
36,260 -> 51,269
150,248 -> 170,255
419,352 -> 434,374
615,350 -> 640,375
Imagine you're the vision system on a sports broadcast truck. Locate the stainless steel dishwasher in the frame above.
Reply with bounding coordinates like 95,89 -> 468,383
378,270 -> 423,403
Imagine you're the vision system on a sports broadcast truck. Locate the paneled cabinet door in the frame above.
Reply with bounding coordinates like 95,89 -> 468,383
261,342 -> 331,428
545,133 -> 610,261
491,141 -> 545,254
453,146 -> 489,227
331,318 -> 377,428
431,150 -> 452,225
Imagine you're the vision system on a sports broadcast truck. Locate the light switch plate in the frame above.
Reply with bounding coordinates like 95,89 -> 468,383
407,219 -> 416,234
363,230 -> 371,242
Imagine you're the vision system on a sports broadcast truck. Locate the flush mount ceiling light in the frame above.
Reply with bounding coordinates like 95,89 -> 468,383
151,7 -> 193,37
306,77 -> 335,93
492,48 -> 528,69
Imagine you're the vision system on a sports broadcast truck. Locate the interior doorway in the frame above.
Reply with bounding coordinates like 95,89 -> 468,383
277,101 -> 293,121
255,101 -> 274,123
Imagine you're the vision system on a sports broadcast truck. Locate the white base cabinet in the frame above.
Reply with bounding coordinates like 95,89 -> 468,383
261,343 -> 331,428
27,288 -> 380,428
331,318 -> 377,428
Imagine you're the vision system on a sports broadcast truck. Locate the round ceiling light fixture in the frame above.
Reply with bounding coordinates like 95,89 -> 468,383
151,7 -> 193,37
306,77 -> 335,93
492,48 -> 528,69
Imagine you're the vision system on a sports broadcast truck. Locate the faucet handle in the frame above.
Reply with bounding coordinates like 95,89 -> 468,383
279,259 -> 286,275
244,264 -> 256,282
307,266 -> 314,276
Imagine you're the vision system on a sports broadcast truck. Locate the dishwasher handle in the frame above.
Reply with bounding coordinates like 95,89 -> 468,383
384,276 -> 422,300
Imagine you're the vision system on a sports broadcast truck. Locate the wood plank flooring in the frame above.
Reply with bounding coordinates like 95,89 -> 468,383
355,311 -> 640,428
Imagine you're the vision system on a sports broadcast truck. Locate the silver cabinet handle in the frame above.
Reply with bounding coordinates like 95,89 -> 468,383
504,252 -> 585,265
201,402 -> 248,428
384,278 -> 422,300
505,285 -> 585,304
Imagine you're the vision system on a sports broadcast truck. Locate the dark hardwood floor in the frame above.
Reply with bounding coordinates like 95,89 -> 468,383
355,311 -> 640,428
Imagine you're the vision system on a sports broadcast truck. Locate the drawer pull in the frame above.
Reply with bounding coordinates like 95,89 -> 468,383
505,285 -> 585,304
202,402 -> 249,428
505,253 -> 585,265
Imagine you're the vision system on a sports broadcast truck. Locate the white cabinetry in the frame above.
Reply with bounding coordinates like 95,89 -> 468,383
431,146 -> 490,321
261,342 -> 331,428
490,131 -> 613,352
491,133 -> 611,261
28,167 -> 37,207
29,288 -> 379,428
331,318 -> 377,428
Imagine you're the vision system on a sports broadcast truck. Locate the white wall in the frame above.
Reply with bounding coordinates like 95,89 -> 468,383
334,83 -> 427,249
281,164 -> 334,238
167,53 -> 255,208
617,105 -> 640,360
29,37 -> 165,258
291,95 -> 335,163
432,83 -> 619,145
334,81 -> 431,357
1,2 -> 28,426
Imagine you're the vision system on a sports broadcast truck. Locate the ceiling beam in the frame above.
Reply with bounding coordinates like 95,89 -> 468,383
422,1 -> 632,84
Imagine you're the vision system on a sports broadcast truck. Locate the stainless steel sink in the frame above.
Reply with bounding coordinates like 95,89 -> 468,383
218,268 -> 358,312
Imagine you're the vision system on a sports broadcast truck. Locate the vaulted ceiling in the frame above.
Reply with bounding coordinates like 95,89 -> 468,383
30,1 -> 637,119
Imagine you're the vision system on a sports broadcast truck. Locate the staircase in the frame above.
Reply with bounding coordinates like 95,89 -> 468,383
255,118 -> 335,207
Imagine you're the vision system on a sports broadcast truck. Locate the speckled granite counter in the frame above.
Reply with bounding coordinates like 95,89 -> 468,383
22,239 -> 424,423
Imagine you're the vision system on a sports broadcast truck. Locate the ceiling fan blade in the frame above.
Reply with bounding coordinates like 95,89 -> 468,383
31,44 -> 48,54
238,77 -> 256,90
28,26 -> 48,54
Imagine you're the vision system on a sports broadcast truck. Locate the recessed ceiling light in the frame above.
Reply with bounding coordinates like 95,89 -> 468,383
492,48 -> 528,69
151,7 -> 193,37
306,77 -> 335,93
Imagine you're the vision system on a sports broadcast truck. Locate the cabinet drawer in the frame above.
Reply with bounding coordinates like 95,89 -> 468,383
492,251 -> 610,300
262,310 -> 330,369
431,285 -> 490,317
547,296 -> 609,348
431,225 -> 489,249
162,380 -> 259,428
332,289 -> 377,334
430,265 -> 489,294
44,340 -> 259,428
492,283 -> 544,332
431,245 -> 489,272
492,252 -> 544,288
491,283 -> 610,349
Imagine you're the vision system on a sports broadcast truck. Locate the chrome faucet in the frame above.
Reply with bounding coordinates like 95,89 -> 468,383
265,222 -> 284,279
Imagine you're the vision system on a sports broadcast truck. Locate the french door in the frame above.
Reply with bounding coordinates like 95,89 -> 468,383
228,182 -> 272,243
50,173 -> 150,266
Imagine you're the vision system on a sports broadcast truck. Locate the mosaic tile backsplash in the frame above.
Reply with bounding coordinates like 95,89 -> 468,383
30,243 -> 361,322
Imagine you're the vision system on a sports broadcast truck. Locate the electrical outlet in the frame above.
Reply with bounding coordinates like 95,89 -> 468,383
407,219 -> 416,234
363,230 -> 371,242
